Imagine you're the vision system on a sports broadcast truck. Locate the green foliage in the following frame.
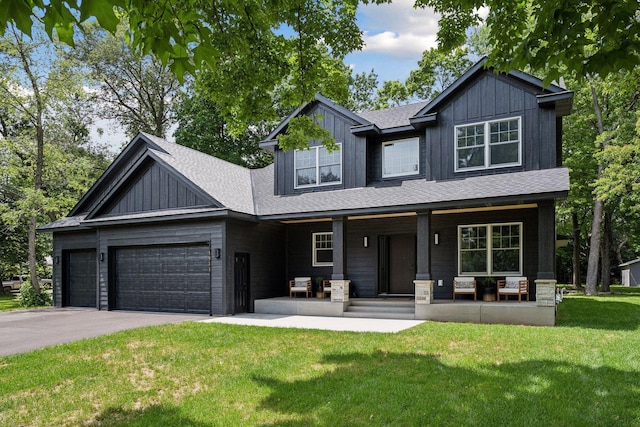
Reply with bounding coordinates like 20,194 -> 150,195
0,293 -> 20,311
344,69 -> 380,112
17,280 -> 51,307
416,0 -> 640,84
173,87 -> 273,168
0,0 -> 368,149
277,115 -> 337,152
405,47 -> 472,102
69,22 -> 180,139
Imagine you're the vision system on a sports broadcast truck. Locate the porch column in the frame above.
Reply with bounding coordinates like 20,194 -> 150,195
331,216 -> 348,280
537,200 -> 556,279
415,210 -> 432,280
330,216 -> 349,302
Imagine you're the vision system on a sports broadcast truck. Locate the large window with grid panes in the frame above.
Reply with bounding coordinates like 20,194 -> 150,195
312,232 -> 333,267
455,117 -> 521,172
458,222 -> 522,276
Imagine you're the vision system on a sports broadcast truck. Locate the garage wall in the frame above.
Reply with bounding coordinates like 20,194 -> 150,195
226,220 -> 286,313
97,220 -> 225,314
52,231 -> 98,307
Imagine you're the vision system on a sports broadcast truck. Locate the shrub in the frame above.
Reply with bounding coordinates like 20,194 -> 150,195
18,280 -> 52,308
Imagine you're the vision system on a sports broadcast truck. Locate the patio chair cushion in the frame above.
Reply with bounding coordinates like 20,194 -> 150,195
454,277 -> 475,288
505,277 -> 527,288
294,277 -> 311,287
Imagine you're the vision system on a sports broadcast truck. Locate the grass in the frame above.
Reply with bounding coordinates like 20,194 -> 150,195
0,293 -> 20,311
1,287 -> 640,426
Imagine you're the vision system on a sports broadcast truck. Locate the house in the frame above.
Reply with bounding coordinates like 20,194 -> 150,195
620,258 -> 640,287
40,59 -> 573,324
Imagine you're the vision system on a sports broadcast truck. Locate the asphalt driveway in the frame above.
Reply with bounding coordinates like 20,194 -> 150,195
0,308 -> 206,357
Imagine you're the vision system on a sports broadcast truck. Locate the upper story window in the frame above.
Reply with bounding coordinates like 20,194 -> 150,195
295,144 -> 342,188
382,138 -> 419,178
455,117 -> 521,172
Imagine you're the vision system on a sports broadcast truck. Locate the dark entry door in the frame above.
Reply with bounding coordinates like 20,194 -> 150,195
380,234 -> 416,294
234,253 -> 250,313
64,250 -> 97,307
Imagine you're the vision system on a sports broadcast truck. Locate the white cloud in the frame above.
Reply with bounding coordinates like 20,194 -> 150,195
358,0 -> 440,59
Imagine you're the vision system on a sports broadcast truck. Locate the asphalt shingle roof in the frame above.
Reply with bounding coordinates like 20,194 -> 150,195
358,102 -> 428,129
141,133 -> 256,215
251,167 -> 570,218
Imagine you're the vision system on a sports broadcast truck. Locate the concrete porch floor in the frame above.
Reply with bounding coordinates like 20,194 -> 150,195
253,297 -> 555,326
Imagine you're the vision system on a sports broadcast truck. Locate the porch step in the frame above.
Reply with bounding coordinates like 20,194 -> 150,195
344,299 -> 415,320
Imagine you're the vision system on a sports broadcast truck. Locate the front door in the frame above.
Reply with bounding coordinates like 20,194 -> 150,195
234,253 -> 250,313
379,234 -> 416,294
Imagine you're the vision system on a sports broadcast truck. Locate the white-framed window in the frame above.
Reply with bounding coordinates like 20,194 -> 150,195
312,232 -> 333,267
295,144 -> 342,188
382,137 -> 420,178
455,117 -> 521,172
458,222 -> 522,276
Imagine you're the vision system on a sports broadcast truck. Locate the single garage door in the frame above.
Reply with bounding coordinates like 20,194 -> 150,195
113,244 -> 210,314
64,250 -> 97,307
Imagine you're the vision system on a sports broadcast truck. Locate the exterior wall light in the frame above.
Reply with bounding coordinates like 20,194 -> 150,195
363,236 -> 369,248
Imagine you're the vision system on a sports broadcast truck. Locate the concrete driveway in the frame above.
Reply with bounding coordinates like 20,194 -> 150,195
0,308 -> 206,357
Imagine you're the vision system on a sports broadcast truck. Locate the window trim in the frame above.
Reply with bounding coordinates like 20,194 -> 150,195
312,232 -> 333,267
382,137 -> 420,178
457,222 -> 523,276
294,144 -> 342,189
454,117 -> 522,173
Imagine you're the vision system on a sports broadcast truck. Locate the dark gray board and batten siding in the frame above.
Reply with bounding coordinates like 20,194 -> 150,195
426,71 -> 559,182
100,160 -> 210,216
274,103 -> 367,196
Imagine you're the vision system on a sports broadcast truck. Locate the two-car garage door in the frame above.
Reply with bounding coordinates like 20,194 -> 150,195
113,244 -> 211,314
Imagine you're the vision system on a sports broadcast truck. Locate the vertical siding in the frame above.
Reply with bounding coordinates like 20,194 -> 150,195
225,220 -> 286,312
427,71 -> 558,181
274,102 -> 365,195
52,231 -> 98,307
368,133 -> 426,182
100,161 -> 208,215
430,207 -> 539,299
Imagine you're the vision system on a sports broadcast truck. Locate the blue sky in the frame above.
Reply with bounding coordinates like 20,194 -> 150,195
93,1 -> 440,151
344,0 -> 440,83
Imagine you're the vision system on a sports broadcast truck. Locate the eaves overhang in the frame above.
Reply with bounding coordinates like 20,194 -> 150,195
256,190 -> 569,222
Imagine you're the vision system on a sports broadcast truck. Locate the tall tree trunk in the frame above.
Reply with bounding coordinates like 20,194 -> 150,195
572,211 -> 582,288
600,211 -> 612,292
585,77 -> 606,296
14,27 -> 44,295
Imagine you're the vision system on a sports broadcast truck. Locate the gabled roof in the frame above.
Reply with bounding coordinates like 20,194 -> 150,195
620,258 -> 640,268
410,58 -> 574,127
259,94 -> 371,151
65,133 -> 256,222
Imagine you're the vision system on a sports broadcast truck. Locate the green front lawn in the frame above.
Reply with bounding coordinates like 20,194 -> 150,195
1,288 -> 639,426
0,293 -> 20,311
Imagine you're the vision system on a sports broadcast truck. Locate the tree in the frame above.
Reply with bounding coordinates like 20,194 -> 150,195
415,0 -> 640,85
405,47 -> 472,102
173,86 -> 273,169
0,25 -> 111,295
70,23 -> 180,139
0,0 -> 365,149
345,69 -> 380,112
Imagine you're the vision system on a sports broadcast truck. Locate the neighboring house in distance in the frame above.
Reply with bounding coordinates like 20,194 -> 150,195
40,59 -> 573,322
620,258 -> 640,287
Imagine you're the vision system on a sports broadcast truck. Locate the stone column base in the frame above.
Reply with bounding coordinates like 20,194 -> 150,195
330,280 -> 350,302
414,280 -> 435,305
535,279 -> 557,307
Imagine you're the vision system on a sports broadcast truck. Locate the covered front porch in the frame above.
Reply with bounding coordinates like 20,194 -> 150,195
254,280 -> 557,326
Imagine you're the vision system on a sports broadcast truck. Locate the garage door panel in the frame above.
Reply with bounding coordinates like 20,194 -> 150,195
114,244 -> 210,314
